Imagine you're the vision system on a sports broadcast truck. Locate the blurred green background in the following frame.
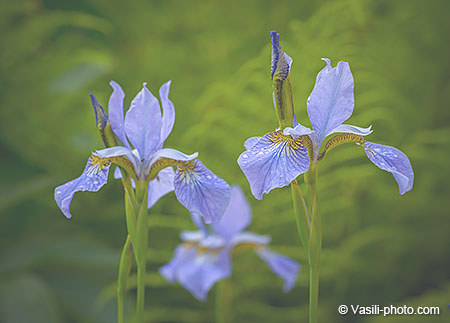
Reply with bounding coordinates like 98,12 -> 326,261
1,0 -> 449,322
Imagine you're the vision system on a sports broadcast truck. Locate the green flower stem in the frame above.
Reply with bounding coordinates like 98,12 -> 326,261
290,179 -> 310,255
117,235 -> 132,323
305,163 -> 321,323
135,181 -> 149,323
215,277 -> 233,323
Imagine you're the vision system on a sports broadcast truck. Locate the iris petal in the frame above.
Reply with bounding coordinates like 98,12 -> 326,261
124,83 -> 162,160
159,244 -> 197,283
95,146 -> 139,170
230,231 -> 271,247
108,81 -> 130,148
159,80 -> 175,147
174,160 -> 231,224
145,148 -> 198,174
176,248 -> 231,301
54,156 -> 111,218
307,59 -> 355,144
237,131 -> 310,200
211,185 -> 252,240
283,124 -> 313,138
256,247 -> 300,292
270,30 -> 292,80
364,142 -> 414,195
147,166 -> 175,208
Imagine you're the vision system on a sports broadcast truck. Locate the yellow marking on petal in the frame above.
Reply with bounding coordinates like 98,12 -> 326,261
319,133 -> 366,160
266,130 -> 308,157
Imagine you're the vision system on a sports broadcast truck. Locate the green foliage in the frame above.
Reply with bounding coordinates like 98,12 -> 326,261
1,0 -> 449,322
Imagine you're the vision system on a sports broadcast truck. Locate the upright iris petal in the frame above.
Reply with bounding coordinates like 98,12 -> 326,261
238,130 -> 310,200
211,185 -> 251,240
364,142 -> 414,195
124,83 -> 162,160
54,156 -> 111,219
174,160 -> 231,224
307,59 -> 355,145
108,81 -> 130,148
159,80 -> 176,147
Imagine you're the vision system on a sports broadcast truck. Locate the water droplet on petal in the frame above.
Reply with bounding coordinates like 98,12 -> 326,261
206,175 -> 212,180
56,190 -> 61,195
242,154 -> 249,159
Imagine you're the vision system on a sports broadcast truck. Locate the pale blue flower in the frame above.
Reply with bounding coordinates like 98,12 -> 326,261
55,81 -> 230,222
160,185 -> 300,301
237,31 -> 413,199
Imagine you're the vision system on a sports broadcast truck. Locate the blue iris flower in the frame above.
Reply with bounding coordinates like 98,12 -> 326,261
159,185 -> 300,301
237,31 -> 414,199
54,81 -> 230,223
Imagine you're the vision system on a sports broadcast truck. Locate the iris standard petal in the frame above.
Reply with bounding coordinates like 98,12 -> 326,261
211,185 -> 252,240
54,156 -> 111,219
270,30 -> 292,80
147,166 -> 175,208
307,59 -> 355,144
244,136 -> 262,150
159,80 -> 175,146
328,124 -> 373,137
255,247 -> 300,292
176,248 -> 231,301
124,83 -> 162,160
364,142 -> 414,195
174,160 -> 231,224
159,244 -> 197,283
108,81 -> 130,148
237,131 -> 310,200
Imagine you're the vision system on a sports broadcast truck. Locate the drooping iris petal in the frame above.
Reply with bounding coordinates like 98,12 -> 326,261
124,83 -> 162,160
159,80 -> 175,147
307,59 -> 355,144
270,30 -> 292,81
237,131 -> 310,200
230,231 -> 271,247
54,156 -> 111,219
108,81 -> 130,148
159,244 -> 197,283
174,160 -> 231,224
364,142 -> 414,195
176,248 -> 231,301
211,185 -> 252,240
328,124 -> 373,137
255,247 -> 300,292
147,166 -> 175,208
244,136 -> 262,150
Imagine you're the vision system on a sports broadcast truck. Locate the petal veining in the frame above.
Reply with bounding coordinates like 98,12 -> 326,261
124,83 -> 162,160
237,130 -> 310,200
364,142 -> 414,195
174,160 -> 231,224
307,59 -> 355,144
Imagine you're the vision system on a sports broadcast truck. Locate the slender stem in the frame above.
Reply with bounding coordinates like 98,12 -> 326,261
117,236 -> 132,323
305,163 -> 321,323
215,278 -> 232,323
290,179 -> 310,255
135,182 -> 149,323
